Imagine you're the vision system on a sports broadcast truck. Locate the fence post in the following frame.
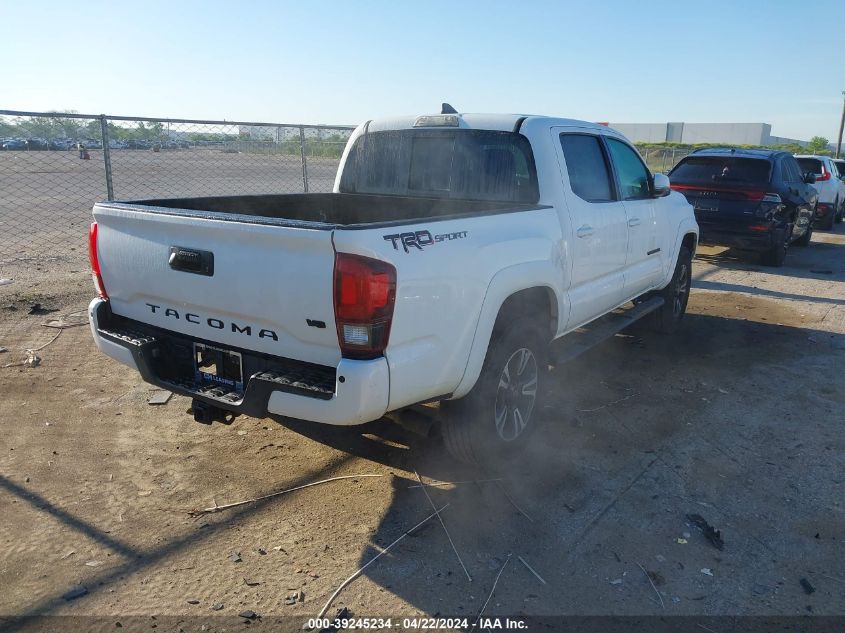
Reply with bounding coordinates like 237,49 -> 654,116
299,126 -> 309,193
100,115 -> 114,201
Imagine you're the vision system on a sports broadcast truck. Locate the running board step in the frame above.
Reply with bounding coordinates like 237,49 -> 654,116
551,297 -> 664,365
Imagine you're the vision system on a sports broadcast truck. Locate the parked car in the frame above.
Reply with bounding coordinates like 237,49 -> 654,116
795,155 -> 845,228
25,138 -> 48,150
833,159 -> 845,185
48,139 -> 73,150
1,138 -> 27,150
125,139 -> 152,150
87,110 -> 698,464
668,148 -> 817,266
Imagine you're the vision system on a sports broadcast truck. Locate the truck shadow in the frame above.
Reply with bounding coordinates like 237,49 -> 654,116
694,237 -> 845,283
273,416 -> 468,485
336,307 -> 845,619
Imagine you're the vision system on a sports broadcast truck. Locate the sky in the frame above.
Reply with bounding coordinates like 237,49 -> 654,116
2,0 -> 843,141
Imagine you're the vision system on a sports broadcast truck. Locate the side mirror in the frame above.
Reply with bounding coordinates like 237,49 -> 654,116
803,172 -> 816,184
651,172 -> 671,197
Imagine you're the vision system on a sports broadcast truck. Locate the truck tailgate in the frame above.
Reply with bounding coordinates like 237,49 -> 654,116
93,204 -> 341,367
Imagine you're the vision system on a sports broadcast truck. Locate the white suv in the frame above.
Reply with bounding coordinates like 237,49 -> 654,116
795,155 -> 845,229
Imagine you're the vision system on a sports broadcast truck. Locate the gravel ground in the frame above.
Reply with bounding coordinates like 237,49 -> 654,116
0,225 -> 843,631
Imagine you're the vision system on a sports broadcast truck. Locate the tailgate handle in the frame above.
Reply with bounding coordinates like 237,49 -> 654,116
169,246 -> 214,276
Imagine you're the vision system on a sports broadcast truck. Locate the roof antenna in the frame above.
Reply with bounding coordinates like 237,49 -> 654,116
441,103 -> 458,114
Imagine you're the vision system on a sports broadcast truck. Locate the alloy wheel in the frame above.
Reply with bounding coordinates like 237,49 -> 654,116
494,348 -> 538,442
673,262 -> 689,317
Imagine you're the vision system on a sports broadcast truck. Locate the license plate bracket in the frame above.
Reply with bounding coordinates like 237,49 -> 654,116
194,343 -> 244,392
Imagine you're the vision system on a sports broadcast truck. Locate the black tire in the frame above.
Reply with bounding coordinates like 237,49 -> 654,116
651,245 -> 692,334
817,202 -> 835,230
794,221 -> 813,247
823,212 -> 835,230
761,225 -> 791,267
440,320 -> 547,467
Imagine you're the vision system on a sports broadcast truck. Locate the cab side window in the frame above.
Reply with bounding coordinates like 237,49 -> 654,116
606,138 -> 651,200
559,134 -> 615,203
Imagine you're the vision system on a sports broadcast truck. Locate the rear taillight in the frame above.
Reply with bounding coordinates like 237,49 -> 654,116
817,167 -> 831,182
333,253 -> 396,359
88,222 -> 108,299
670,184 -> 771,201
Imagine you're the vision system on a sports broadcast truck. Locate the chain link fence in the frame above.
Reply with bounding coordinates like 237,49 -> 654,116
0,110 -> 353,285
638,146 -> 693,174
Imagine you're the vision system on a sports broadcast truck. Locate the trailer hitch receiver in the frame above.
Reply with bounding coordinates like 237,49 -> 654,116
192,399 -> 238,425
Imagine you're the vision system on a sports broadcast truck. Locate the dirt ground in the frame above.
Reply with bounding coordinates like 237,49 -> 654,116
1,225 -> 844,631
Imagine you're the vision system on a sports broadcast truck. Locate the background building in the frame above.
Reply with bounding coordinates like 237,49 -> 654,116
607,122 -> 807,146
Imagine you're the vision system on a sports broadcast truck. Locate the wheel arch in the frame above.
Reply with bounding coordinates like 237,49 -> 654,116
450,263 -> 561,400
681,231 -> 697,258
660,222 -> 698,289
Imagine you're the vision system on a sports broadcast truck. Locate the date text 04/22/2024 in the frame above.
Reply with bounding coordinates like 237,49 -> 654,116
305,617 -> 527,630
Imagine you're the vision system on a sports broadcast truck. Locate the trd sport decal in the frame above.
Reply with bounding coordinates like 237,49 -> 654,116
383,229 -> 468,253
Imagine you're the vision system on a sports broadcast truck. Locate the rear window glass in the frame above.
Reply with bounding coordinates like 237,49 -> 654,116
797,158 -> 823,175
339,129 -> 539,203
669,156 -> 772,185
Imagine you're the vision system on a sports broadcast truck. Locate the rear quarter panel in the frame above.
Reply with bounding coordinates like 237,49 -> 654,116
332,208 -> 564,410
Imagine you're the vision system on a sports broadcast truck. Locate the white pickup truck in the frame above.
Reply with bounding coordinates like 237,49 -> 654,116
88,109 -> 698,464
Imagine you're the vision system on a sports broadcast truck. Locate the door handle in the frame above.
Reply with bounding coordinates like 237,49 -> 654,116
168,246 -> 214,276
576,225 -> 594,238
628,217 -> 641,227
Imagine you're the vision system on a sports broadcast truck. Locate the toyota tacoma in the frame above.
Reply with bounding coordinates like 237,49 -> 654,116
88,108 -> 698,464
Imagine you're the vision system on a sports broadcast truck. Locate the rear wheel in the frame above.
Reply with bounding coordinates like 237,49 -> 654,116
441,320 -> 547,467
761,224 -> 792,267
821,203 -> 835,230
651,245 -> 692,334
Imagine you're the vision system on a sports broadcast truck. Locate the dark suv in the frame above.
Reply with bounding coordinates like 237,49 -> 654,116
668,148 -> 818,266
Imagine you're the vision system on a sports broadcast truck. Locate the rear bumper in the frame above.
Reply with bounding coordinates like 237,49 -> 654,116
88,299 -> 389,425
697,224 -> 775,252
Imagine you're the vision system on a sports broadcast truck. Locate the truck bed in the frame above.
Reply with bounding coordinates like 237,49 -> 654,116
123,193 -> 541,228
